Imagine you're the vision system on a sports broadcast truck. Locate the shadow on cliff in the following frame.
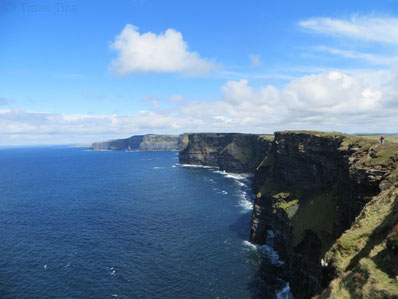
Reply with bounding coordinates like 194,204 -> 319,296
320,192 -> 398,298
347,193 -> 398,273
247,258 -> 290,299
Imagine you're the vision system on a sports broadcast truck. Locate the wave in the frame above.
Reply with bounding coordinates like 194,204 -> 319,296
210,170 -> 255,213
238,197 -> 253,211
212,170 -> 251,181
242,241 -> 282,265
243,240 -> 257,250
180,163 -> 254,213
243,239 -> 291,298
178,164 -> 219,169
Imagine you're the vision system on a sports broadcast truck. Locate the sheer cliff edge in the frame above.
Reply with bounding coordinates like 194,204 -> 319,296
179,131 -> 398,298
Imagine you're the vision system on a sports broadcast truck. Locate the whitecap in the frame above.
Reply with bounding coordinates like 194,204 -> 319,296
178,164 -> 218,169
242,241 -> 284,265
238,199 -> 253,211
224,173 -> 247,180
237,181 -> 246,187
212,170 -> 252,182
243,240 -> 257,250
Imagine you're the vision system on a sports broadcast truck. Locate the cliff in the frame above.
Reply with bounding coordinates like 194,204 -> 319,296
91,134 -> 188,151
179,133 -> 273,172
179,131 -> 398,298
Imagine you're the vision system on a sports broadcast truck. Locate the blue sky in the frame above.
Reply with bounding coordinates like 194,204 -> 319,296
1,0 -> 398,145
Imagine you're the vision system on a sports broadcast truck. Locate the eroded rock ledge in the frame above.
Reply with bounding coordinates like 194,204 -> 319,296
179,131 -> 398,298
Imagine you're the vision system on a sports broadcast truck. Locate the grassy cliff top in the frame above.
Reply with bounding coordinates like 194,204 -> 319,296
276,130 -> 349,137
322,188 -> 398,298
357,134 -> 398,143
258,134 -> 274,141
276,130 -> 398,143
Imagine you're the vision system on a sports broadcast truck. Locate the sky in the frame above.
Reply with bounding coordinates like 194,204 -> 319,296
1,0 -> 398,145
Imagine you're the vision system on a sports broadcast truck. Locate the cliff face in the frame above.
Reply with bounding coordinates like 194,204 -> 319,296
252,132 -> 398,298
178,133 -> 273,172
91,134 -> 187,151
179,131 -> 398,298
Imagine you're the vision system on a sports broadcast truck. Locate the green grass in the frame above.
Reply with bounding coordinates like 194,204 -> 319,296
367,149 -> 398,166
277,130 -> 349,138
325,189 -> 398,273
258,134 -> 274,141
252,130 -> 398,297
358,134 -> 398,143
274,198 -> 299,219
321,188 -> 398,298
182,136 -> 189,145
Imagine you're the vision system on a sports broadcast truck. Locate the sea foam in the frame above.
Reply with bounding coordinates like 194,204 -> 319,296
178,164 -> 218,169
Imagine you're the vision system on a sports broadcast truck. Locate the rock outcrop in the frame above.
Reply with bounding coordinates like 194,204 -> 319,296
91,134 -> 188,151
179,131 -> 398,298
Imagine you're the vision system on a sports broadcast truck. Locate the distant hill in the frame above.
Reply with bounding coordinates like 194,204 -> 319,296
91,134 -> 188,151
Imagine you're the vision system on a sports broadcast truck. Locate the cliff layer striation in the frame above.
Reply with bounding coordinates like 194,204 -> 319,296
179,133 -> 273,173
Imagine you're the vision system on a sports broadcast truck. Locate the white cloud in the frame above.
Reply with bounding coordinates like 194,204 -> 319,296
3,67 -> 398,145
249,54 -> 261,67
299,15 -> 398,44
314,46 -> 398,65
109,24 -> 215,76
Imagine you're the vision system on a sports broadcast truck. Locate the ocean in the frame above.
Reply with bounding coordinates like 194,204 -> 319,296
0,147 -> 285,298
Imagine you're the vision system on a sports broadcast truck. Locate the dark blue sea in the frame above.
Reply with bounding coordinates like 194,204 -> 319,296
0,147 -> 287,298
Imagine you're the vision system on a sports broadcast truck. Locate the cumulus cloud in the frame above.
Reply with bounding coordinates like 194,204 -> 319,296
249,54 -> 261,67
109,24 -> 215,76
3,67 -> 398,145
299,15 -> 398,44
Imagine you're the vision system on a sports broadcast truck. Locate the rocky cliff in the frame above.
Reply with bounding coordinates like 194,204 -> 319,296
179,133 -> 273,172
179,131 -> 398,298
91,134 -> 188,151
